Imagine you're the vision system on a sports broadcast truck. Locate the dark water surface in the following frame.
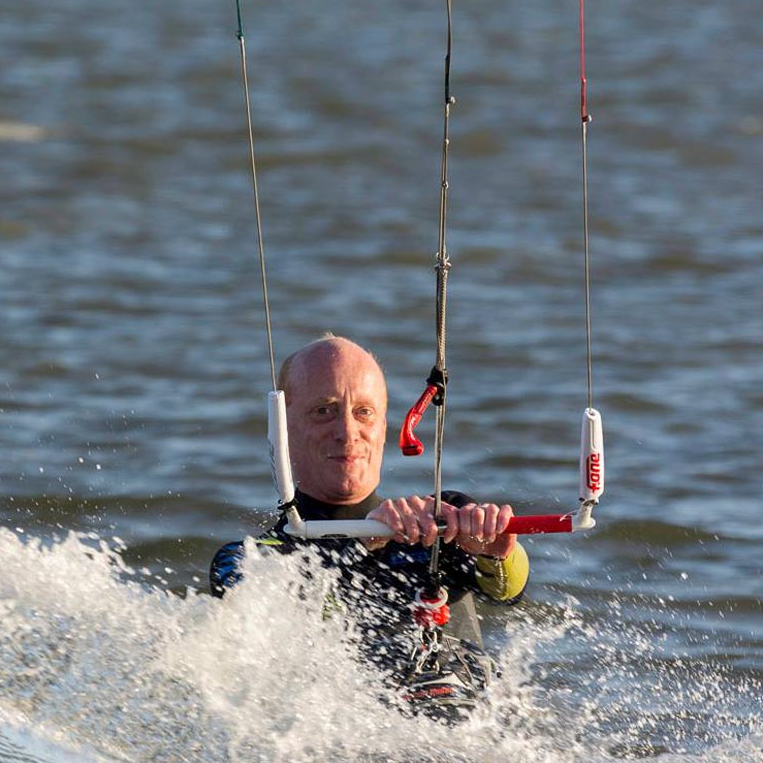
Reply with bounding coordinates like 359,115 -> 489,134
1,0 -> 761,761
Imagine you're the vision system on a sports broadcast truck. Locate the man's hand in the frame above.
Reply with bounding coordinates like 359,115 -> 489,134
365,496 -> 517,560
442,502 -> 516,559
365,495 -> 439,550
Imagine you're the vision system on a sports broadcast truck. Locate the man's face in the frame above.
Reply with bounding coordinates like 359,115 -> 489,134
285,341 -> 387,504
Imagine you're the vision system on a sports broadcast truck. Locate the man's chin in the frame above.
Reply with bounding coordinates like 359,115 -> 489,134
297,461 -> 380,504
326,466 -> 364,489
327,483 -> 372,504
317,476 -> 376,505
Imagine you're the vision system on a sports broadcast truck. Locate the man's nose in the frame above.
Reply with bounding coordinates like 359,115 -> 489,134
333,407 -> 359,441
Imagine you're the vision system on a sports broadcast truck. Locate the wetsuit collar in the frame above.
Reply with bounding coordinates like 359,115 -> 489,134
294,489 -> 381,521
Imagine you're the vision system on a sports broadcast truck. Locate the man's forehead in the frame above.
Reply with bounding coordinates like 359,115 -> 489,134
291,359 -> 385,404
295,344 -> 381,378
292,366 -> 385,397
282,338 -> 386,403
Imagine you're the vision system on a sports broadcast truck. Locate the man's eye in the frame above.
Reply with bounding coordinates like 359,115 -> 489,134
355,407 -> 374,419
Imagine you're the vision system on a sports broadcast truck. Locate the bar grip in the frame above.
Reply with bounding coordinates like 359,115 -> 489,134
268,390 -> 295,504
579,407 -> 604,504
506,514 -> 573,534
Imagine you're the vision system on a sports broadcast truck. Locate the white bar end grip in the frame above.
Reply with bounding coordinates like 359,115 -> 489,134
579,407 -> 604,505
268,390 -> 295,505
284,519 -> 393,540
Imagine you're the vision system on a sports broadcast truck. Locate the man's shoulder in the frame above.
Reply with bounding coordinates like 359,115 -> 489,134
209,540 -> 246,598
208,524 -> 293,597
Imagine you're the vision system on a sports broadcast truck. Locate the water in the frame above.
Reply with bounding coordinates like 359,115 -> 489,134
1,0 -> 761,760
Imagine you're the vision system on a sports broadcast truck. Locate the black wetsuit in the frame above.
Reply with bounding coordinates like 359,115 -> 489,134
213,491 -> 478,599
209,489 -> 528,714
211,490 -> 514,640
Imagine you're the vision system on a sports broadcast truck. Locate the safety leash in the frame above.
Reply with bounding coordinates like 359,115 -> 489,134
398,0 -> 456,592
428,0 -> 456,587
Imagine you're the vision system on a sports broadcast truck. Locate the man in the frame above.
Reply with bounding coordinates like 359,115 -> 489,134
211,334 -> 528,598
209,335 -> 528,709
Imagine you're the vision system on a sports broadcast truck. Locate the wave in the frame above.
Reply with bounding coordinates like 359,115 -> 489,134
1,528 -> 761,763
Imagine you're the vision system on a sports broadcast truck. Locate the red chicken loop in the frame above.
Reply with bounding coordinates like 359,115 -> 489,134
413,587 -> 450,629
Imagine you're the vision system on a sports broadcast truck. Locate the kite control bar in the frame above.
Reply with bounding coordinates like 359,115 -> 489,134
284,510 -> 593,540
278,400 -> 602,540
270,381 -> 599,541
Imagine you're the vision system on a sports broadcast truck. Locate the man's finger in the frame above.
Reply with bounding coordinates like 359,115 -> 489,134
496,505 -> 514,535
458,506 -> 472,537
470,504 -> 486,540
398,499 -> 420,545
482,503 -> 499,543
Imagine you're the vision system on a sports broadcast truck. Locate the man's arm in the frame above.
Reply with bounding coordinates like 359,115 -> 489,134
473,544 -> 529,603
209,527 -> 289,598
210,540 -> 246,598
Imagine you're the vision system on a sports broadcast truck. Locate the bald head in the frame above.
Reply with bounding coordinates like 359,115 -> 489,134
279,336 -> 386,404
279,336 -> 387,504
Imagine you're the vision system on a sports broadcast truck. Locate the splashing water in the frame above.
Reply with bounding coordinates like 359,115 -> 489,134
0,528 -> 760,763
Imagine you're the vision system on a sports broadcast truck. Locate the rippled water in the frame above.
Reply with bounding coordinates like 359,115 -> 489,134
1,0 -> 761,760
